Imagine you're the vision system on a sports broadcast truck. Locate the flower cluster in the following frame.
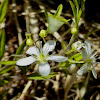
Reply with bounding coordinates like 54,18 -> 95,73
16,40 -> 68,76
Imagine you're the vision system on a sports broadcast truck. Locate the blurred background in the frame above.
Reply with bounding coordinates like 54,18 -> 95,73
0,0 -> 100,100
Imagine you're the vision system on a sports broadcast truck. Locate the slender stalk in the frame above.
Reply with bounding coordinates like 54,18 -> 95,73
43,37 -> 46,43
66,34 -> 75,51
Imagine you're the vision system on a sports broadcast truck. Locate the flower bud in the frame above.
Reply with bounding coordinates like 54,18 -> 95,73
39,30 -> 47,38
71,27 -> 78,34
26,33 -> 33,46
26,38 -> 33,46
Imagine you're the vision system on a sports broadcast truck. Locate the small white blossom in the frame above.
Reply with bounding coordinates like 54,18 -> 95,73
16,40 -> 68,76
77,40 -> 97,79
72,41 -> 84,52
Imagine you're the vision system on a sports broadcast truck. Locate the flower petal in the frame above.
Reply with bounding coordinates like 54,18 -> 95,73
91,66 -> 97,79
26,46 -> 39,56
47,55 -> 68,62
16,56 -> 37,66
43,40 -> 56,56
77,63 -> 88,75
82,48 -> 88,60
38,62 -> 50,76
84,40 -> 92,55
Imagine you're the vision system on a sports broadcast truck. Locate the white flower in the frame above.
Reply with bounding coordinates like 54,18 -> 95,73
71,41 -> 84,52
77,40 -> 97,79
16,40 -> 68,76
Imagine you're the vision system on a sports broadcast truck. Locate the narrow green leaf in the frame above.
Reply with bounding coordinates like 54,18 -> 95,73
81,0 -> 86,10
0,29 -> 6,59
44,9 -> 48,23
0,61 -> 16,65
69,0 -> 78,27
57,17 -> 71,23
16,39 -> 26,55
28,73 -> 57,80
54,4 -> 63,17
0,65 -> 15,75
0,0 -> 8,23
73,0 -> 79,9
77,9 -> 82,23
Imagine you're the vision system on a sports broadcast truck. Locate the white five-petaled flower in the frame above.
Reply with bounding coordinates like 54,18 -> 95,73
16,40 -> 68,76
77,40 -> 97,79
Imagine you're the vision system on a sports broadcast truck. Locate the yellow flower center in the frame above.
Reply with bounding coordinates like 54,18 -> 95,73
37,54 -> 45,62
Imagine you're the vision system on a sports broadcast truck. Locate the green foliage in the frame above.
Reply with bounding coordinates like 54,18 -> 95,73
68,53 -> 84,63
54,4 -> 63,17
58,61 -> 70,69
0,78 -> 9,86
69,0 -> 86,29
69,53 -> 82,61
0,0 -> 8,23
69,0 -> 77,28
45,4 -> 70,33
47,14 -> 70,33
0,65 -> 15,75
28,72 -> 57,80
47,14 -> 64,33
0,29 -> 6,59
0,61 -> 16,65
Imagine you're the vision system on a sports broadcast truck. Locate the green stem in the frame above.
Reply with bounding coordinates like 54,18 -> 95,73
43,37 -> 46,43
61,41 -> 67,50
66,49 -> 73,54
65,34 -> 76,51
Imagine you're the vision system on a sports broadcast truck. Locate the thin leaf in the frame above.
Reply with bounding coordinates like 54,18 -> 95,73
0,61 -> 16,65
69,0 -> 78,27
28,73 -> 57,80
77,9 -> 82,23
81,0 -> 86,10
0,29 -> 6,59
57,17 -> 71,23
15,39 -> 26,55
54,4 -> 63,17
0,65 -> 15,75
44,9 -> 48,23
73,0 -> 79,9
0,0 -> 8,23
